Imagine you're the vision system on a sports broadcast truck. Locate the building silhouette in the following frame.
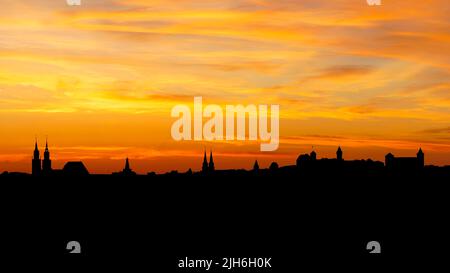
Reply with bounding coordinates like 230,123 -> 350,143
30,139 -> 91,177
296,150 -> 317,169
22,139 -> 439,178
209,151 -> 215,172
202,151 -> 208,173
113,158 -> 137,176
253,160 -> 259,172
42,139 -> 52,175
201,150 -> 215,174
32,140 -> 41,176
269,162 -> 279,171
62,162 -> 89,176
337,146 -> 343,161
385,148 -> 424,171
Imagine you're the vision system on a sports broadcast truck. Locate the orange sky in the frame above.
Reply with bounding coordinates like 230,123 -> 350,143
0,0 -> 449,174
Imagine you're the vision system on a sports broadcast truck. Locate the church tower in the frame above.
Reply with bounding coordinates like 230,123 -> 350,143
209,151 -> 215,172
122,157 -> 136,175
202,151 -> 208,173
42,139 -> 52,174
32,140 -> 41,176
124,157 -> 131,172
336,146 -> 343,161
417,148 -> 424,168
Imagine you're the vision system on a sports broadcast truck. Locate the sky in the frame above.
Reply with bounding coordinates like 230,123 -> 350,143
0,0 -> 449,174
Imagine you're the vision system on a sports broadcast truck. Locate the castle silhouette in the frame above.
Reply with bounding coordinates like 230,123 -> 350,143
22,139 -> 431,178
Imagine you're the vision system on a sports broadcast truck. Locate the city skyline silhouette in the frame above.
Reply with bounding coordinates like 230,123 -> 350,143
2,138 -> 448,178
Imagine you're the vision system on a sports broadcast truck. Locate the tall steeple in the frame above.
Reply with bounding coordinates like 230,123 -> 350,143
44,138 -> 49,159
336,146 -> 343,161
208,150 -> 215,172
34,139 -> 40,159
202,150 -> 208,173
32,139 -> 41,176
417,148 -> 424,168
42,137 -> 52,174
122,157 -> 136,175
124,157 -> 130,171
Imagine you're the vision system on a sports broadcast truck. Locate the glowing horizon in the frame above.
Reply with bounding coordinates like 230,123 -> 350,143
1,0 -> 449,174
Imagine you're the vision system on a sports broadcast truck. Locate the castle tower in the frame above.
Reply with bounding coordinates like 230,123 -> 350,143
209,150 -> 215,172
385,152 -> 394,169
336,146 -> 343,161
417,148 -> 424,168
32,140 -> 41,176
202,151 -> 208,173
42,139 -> 52,174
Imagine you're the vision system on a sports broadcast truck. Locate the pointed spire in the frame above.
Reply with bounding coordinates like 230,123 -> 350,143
125,157 -> 130,171
45,136 -> 49,151
33,138 -> 40,159
202,150 -> 209,173
208,150 -> 215,172
337,146 -> 343,161
253,160 -> 259,171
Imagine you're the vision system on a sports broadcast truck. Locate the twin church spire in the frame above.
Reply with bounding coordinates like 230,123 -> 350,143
202,150 -> 215,173
32,138 -> 52,176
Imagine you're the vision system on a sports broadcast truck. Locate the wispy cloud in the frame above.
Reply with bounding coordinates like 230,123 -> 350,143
1,0 -> 449,172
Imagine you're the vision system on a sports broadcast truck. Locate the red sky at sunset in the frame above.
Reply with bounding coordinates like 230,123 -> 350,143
1,0 -> 449,174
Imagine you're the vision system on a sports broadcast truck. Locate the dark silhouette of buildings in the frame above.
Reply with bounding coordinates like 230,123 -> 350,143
32,140 -> 41,176
30,139 -> 90,177
295,146 -> 386,176
32,139 -> 52,175
19,139 -> 447,179
385,148 -> 424,171
202,151 -> 208,173
113,158 -> 137,176
201,150 -> 215,174
296,150 -> 317,169
62,162 -> 89,176
209,151 -> 215,172
123,158 -> 136,175
269,162 -> 279,171
42,139 -> 52,175
253,160 -> 259,172
337,146 -> 343,161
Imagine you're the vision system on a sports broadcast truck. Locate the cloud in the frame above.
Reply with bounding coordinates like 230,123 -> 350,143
419,127 -> 450,134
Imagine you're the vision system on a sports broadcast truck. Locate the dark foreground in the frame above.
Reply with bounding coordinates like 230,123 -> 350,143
0,172 -> 449,270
